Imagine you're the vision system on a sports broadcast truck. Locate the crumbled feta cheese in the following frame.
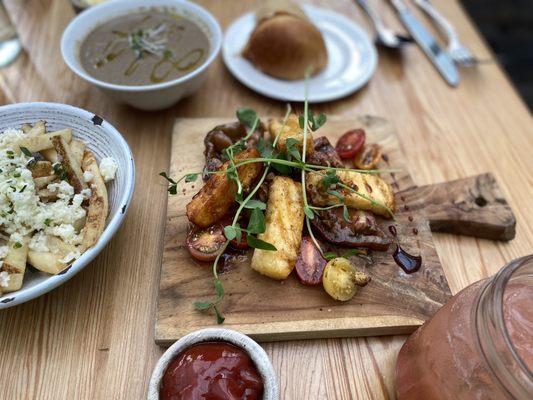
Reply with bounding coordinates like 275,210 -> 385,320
50,224 -> 77,242
0,271 -> 9,288
99,157 -> 118,182
83,171 -> 94,183
0,127 -> 87,246
10,232 -> 24,245
0,128 -> 25,148
48,180 -> 74,199
80,188 -> 92,199
0,246 -> 8,259
29,231 -> 49,252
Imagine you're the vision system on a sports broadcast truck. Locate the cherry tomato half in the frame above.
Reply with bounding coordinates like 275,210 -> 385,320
354,143 -> 382,170
230,233 -> 249,250
335,129 -> 366,159
295,236 -> 327,286
186,223 -> 226,262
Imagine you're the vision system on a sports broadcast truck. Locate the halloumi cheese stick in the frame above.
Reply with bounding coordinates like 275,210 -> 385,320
306,170 -> 395,218
251,176 -> 304,280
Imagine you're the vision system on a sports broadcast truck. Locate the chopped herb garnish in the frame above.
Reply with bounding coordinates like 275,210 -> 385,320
20,146 -> 33,157
13,242 -> 22,249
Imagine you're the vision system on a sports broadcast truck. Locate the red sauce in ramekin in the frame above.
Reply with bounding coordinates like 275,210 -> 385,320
159,341 -> 263,400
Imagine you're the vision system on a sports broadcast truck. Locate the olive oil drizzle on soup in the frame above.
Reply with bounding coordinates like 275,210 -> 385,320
80,10 -> 209,86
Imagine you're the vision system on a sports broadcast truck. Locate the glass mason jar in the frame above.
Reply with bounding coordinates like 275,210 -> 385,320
396,254 -> 533,399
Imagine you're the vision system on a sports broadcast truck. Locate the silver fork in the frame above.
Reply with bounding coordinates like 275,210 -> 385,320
413,0 -> 477,66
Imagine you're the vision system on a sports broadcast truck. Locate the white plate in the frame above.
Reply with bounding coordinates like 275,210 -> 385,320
0,103 -> 135,309
222,4 -> 378,103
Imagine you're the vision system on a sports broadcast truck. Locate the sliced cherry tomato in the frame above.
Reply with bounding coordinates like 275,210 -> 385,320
186,223 -> 226,262
335,129 -> 366,159
295,236 -> 327,286
230,233 -> 249,250
354,143 -> 382,170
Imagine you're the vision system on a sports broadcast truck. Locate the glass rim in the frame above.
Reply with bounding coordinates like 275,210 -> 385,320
491,254 -> 533,376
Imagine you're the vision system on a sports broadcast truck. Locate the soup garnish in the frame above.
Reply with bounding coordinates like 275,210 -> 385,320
80,9 -> 209,86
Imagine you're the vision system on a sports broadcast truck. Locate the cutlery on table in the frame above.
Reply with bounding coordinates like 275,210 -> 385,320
356,0 -> 412,49
0,1 -> 21,68
413,0 -> 478,67
389,0 -> 459,87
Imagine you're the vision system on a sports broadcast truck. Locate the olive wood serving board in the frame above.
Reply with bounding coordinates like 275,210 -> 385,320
155,116 -> 515,345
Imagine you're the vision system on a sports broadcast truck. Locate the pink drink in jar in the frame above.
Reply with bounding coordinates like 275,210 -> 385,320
396,255 -> 533,399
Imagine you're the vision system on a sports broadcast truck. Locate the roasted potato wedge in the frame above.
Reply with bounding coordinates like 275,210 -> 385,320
251,176 -> 305,280
186,148 -> 263,228
1,239 -> 29,292
52,136 -> 87,193
80,150 -> 108,250
268,114 -> 314,156
13,128 -> 72,153
306,170 -> 395,218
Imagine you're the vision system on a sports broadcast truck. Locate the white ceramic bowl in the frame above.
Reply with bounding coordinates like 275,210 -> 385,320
0,102 -> 135,308
148,328 -> 280,400
61,0 -> 222,110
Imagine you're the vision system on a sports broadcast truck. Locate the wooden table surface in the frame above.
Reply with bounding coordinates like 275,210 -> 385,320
1,0 -> 531,399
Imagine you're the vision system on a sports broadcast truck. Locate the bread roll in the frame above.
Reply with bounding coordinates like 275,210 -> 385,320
243,0 -> 328,80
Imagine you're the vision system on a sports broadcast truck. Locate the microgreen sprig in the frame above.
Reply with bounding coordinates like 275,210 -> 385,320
189,107 -> 291,324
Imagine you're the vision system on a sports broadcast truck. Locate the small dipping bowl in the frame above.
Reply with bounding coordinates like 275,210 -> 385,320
61,0 -> 222,110
148,328 -> 279,400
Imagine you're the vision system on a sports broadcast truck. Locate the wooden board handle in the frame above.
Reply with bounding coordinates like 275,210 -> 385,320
400,173 -> 516,241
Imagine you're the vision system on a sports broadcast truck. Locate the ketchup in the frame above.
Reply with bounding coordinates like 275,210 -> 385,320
159,342 -> 263,400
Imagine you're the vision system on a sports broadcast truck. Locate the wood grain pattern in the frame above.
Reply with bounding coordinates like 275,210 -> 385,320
0,0 -> 532,399
405,173 -> 516,241
157,116 -> 452,343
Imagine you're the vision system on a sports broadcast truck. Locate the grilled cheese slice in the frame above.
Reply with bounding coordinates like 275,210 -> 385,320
306,170 -> 395,218
251,176 -> 304,280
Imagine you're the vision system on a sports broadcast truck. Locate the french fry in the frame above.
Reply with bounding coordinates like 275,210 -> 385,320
26,120 -> 46,137
52,136 -> 87,193
11,128 -> 72,153
70,140 -> 86,166
21,123 -> 32,133
1,239 -> 29,292
31,161 -> 52,178
80,150 -> 108,250
1,121 -> 113,295
27,237 -> 77,274
41,148 -> 59,163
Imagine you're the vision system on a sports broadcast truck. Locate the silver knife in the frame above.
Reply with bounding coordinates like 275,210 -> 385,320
390,0 -> 459,87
